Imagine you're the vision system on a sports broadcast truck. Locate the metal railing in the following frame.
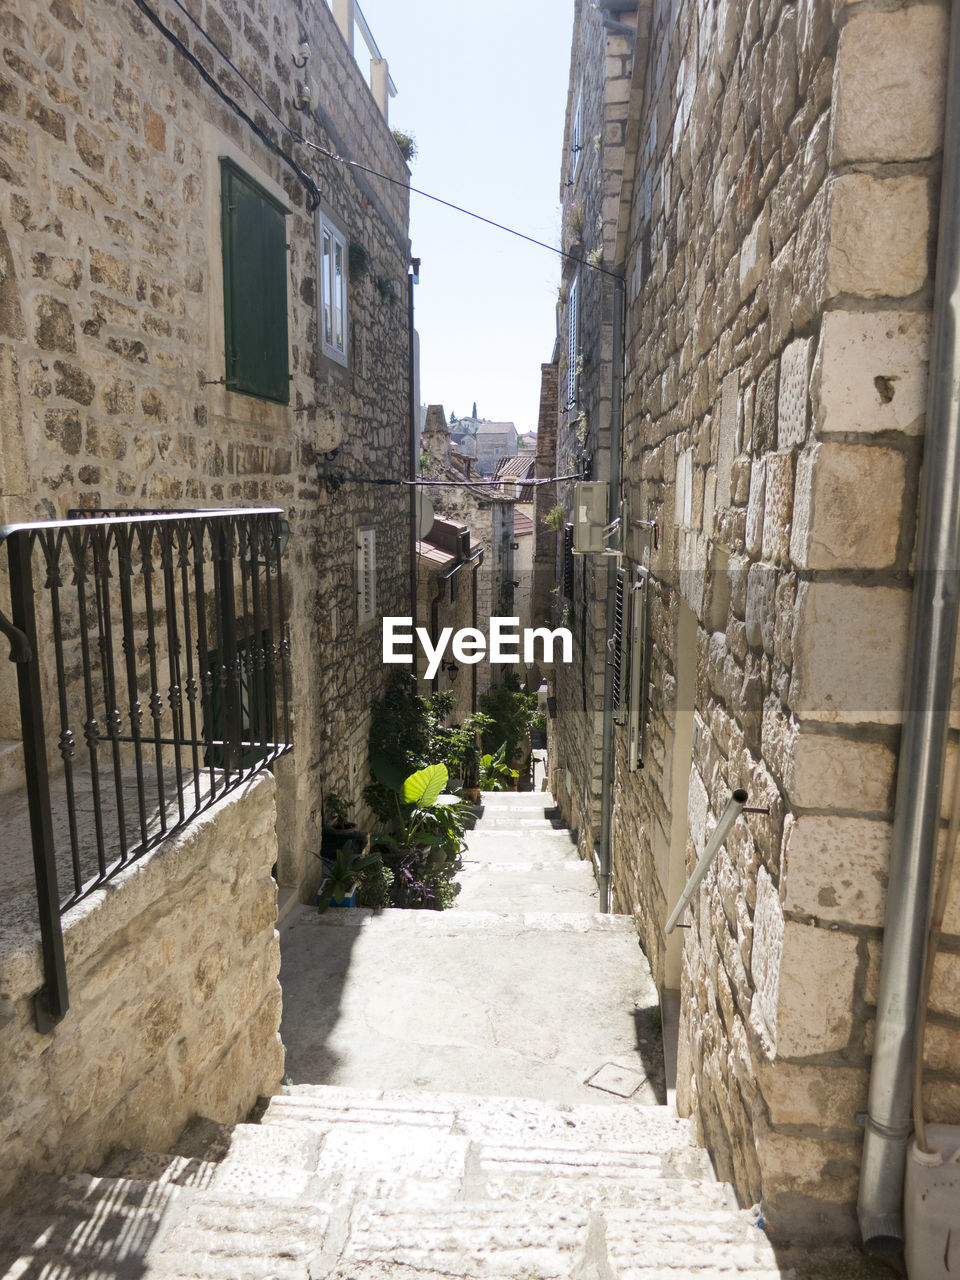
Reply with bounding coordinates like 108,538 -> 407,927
0,508 -> 293,1031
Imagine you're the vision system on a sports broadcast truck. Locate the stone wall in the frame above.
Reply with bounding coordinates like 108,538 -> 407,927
610,0 -> 958,1242
549,0 -> 638,862
532,362 -> 559,630
0,773 -> 282,1202
0,0 -> 412,897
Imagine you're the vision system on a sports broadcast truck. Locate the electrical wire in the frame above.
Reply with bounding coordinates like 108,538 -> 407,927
128,0 -> 321,209
315,470 -> 585,489
318,462 -> 583,491
127,0 -> 616,281
291,132 -> 622,280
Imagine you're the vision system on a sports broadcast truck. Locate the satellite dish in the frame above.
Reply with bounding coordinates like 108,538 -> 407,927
416,491 -> 435,539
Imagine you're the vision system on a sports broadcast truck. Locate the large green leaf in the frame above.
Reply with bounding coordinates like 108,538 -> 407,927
402,763 -> 448,807
370,753 -> 406,793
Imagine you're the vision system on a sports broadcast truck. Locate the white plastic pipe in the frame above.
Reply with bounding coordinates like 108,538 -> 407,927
665,789 -> 748,934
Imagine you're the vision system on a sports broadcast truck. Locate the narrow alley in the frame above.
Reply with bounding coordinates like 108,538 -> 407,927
0,794 -> 888,1278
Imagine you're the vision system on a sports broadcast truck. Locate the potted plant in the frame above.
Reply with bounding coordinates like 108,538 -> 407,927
315,840 -> 383,912
367,758 -> 466,910
320,793 -> 367,860
479,742 -> 519,792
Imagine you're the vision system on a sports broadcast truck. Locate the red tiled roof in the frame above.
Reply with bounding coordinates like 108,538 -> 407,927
417,540 -> 456,567
513,510 -> 534,536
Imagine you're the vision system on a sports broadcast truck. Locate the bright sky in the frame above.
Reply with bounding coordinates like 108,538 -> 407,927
355,1 -> 574,433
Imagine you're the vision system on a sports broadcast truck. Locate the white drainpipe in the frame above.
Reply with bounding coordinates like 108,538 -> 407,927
857,4 -> 960,1250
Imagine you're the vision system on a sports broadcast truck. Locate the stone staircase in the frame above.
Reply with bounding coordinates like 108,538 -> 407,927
0,792 -> 885,1278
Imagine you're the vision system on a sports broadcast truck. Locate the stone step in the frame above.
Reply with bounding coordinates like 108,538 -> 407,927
327,1201 -> 784,1278
264,1086 -> 705,1163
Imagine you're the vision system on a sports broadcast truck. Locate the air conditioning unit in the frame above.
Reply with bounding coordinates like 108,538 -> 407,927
573,482 -> 611,553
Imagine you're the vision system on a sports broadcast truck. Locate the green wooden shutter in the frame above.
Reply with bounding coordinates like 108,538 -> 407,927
220,158 -> 290,404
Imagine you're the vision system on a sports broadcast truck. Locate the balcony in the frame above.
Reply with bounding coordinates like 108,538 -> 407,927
0,507 -> 293,1032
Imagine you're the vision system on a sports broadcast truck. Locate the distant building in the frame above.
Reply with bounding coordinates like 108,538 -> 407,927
475,420 -> 518,474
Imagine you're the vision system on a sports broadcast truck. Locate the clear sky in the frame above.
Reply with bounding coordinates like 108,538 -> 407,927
355,1 -> 575,432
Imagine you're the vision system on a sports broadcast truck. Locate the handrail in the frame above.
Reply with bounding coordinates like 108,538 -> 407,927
664,789 -> 749,934
2,507 -> 293,1031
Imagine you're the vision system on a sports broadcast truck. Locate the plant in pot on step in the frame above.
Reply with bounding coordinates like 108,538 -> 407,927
315,840 -> 383,912
478,741 -> 518,792
365,758 -> 465,909
320,792 -> 367,859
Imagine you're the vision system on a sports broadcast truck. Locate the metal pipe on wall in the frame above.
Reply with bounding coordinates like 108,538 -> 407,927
857,3 -> 960,1249
598,273 -> 625,913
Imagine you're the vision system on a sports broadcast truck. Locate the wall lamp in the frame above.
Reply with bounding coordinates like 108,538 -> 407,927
441,659 -> 459,683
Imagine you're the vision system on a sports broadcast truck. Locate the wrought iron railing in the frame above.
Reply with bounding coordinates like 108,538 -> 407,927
0,508 -> 293,1031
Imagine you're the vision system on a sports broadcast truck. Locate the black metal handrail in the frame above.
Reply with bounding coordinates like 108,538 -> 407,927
0,507 -> 293,1032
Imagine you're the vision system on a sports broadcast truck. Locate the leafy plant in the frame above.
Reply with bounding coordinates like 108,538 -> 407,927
543,503 -> 565,532
324,793 -> 353,829
530,710 -> 546,734
568,200 -> 585,239
479,674 -> 539,764
368,758 -> 465,910
479,742 -> 518,791
315,841 -> 382,912
376,275 -> 398,303
391,129 -> 417,162
348,241 -> 370,281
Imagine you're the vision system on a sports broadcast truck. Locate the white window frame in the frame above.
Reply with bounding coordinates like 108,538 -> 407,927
570,91 -> 582,179
357,525 -> 376,625
567,272 -> 579,408
319,212 -> 348,366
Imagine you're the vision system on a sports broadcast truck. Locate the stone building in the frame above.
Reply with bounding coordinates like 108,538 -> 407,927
415,515 -> 482,722
548,0 -> 639,871
420,405 -> 516,699
542,0 -> 960,1250
0,0 -> 412,1192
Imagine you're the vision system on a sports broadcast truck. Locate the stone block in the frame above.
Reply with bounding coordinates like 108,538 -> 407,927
776,921 -> 859,1056
750,865 -> 783,1050
827,174 -> 929,300
760,450 -> 793,566
930,951 -> 960,1020
811,310 -> 929,437
790,442 -> 906,570
715,371 -> 739,510
781,814 -> 889,926
832,7 -> 947,164
745,562 -> 776,652
753,361 -> 778,456
745,458 -> 765,558
758,1061 -> 868,1129
777,338 -> 812,450
740,208 -> 770,301
784,732 -> 895,814
790,582 -> 910,724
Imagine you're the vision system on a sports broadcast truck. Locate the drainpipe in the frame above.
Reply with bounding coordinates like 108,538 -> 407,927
858,6 -> 960,1250
408,262 -> 419,679
598,273 -> 625,913
471,549 -> 484,713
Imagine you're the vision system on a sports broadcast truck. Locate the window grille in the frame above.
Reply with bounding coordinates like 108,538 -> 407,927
627,568 -> 649,771
612,567 -> 627,722
568,273 -> 579,408
357,526 -> 376,624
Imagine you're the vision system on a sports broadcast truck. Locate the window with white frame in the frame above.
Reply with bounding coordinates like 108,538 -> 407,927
356,525 -> 376,624
567,272 -> 579,407
570,92 -> 582,178
320,213 -> 348,365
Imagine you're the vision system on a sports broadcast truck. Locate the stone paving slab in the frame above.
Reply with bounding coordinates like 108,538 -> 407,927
279,904 -> 664,1105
